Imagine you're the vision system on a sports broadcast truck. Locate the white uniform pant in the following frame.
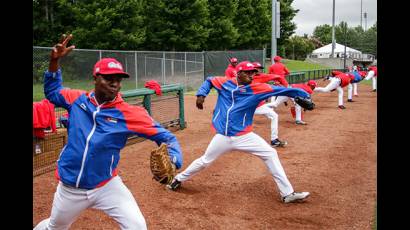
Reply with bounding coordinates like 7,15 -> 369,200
34,176 -> 147,230
347,83 -> 353,100
353,83 -> 358,96
266,96 -> 289,108
266,97 -> 303,121
365,70 -> 377,90
254,104 -> 278,140
314,77 -> 344,106
174,133 -> 294,197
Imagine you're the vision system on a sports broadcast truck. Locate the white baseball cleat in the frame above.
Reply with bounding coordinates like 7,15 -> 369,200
282,192 -> 310,203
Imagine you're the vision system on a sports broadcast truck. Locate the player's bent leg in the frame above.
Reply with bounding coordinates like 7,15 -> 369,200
174,134 -> 233,182
337,86 -> 344,107
90,176 -> 147,230
34,183 -> 92,230
353,83 -> 358,96
232,132 -> 294,197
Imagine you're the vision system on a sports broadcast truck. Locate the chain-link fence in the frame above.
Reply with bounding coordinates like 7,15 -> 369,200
33,47 -> 204,101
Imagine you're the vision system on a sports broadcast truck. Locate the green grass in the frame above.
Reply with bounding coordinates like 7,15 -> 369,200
265,59 -> 331,72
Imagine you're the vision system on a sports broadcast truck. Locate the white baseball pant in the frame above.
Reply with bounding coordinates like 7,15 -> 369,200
266,96 -> 289,108
353,83 -> 358,96
266,97 -> 303,122
174,132 -> 295,197
34,176 -> 147,230
365,70 -> 377,90
254,104 -> 279,141
347,83 -> 353,100
314,77 -> 344,106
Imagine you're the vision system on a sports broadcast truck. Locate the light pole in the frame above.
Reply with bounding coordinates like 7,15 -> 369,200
360,0 -> 363,29
343,24 -> 347,70
331,0 -> 336,58
271,0 -> 277,64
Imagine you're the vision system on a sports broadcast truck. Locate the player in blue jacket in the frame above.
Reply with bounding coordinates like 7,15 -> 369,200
167,61 -> 311,203
34,34 -> 183,230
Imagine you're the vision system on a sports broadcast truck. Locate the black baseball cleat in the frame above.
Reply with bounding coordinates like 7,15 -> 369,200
271,139 -> 288,147
372,89 -> 377,92
347,99 -> 354,102
166,178 -> 181,191
338,105 -> 346,109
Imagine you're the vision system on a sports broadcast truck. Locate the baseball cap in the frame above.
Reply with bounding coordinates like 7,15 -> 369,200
307,80 -> 317,87
235,61 -> 257,72
230,57 -> 238,63
93,58 -> 130,78
273,56 -> 282,62
252,62 -> 263,69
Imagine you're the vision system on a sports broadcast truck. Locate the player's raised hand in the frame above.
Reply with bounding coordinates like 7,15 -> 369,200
50,34 -> 75,60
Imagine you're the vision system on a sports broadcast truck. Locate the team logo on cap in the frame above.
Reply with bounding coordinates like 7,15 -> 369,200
108,62 -> 123,70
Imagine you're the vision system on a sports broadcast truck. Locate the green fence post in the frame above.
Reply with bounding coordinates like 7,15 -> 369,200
143,95 -> 152,115
178,88 -> 186,129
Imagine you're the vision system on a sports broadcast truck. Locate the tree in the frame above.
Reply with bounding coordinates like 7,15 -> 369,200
285,35 -> 315,60
144,0 -> 210,51
206,0 -> 239,50
277,0 -> 299,56
233,0 -> 256,49
250,0 -> 271,49
312,24 -> 332,45
69,0 -> 146,50
361,23 -> 377,56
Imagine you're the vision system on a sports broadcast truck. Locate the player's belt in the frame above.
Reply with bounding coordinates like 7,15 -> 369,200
61,182 -> 92,191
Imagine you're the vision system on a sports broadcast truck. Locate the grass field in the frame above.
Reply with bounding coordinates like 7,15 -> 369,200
265,59 -> 331,72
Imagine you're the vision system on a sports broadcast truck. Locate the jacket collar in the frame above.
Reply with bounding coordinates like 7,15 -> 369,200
87,90 -> 124,108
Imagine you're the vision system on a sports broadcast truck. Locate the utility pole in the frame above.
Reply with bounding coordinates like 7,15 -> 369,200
364,12 -> 367,31
271,1 -> 280,64
331,0 -> 336,58
360,0 -> 363,29
343,24 -> 347,70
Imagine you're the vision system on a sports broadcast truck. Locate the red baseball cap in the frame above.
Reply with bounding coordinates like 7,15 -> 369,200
230,57 -> 238,63
273,56 -> 282,62
93,58 -> 130,78
235,61 -> 257,72
252,62 -> 263,69
307,80 -> 317,87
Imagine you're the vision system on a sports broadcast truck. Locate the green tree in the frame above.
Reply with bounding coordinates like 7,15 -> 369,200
69,0 -> 146,50
250,0 -> 271,49
206,0 -> 239,50
277,0 -> 299,57
285,35 -> 315,60
234,0 -> 255,49
361,23 -> 377,56
144,0 -> 210,51
312,24 -> 332,45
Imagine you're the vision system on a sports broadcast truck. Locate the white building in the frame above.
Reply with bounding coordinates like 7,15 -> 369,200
309,43 -> 362,59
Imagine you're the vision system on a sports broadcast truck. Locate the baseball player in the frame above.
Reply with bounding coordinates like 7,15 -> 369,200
225,57 -> 238,79
268,56 -> 290,78
33,34 -> 183,230
314,70 -> 354,109
166,61 -> 311,204
364,65 -> 377,92
265,80 -> 317,125
252,62 -> 288,147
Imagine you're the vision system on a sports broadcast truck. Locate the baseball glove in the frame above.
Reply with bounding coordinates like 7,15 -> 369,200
150,143 -> 176,184
294,96 -> 315,111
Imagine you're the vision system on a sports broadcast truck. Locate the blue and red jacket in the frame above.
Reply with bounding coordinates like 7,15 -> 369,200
44,69 -> 183,189
196,77 -> 310,136
349,71 -> 363,83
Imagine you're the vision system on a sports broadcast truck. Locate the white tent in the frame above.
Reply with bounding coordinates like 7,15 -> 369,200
311,43 -> 362,59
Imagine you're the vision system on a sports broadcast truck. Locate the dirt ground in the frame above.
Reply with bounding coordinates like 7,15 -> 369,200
33,81 -> 377,230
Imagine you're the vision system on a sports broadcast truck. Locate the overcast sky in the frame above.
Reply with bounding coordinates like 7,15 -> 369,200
291,0 -> 377,36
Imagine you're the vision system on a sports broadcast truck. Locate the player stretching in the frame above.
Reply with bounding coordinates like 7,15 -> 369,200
34,34 -> 183,230
167,61 -> 312,203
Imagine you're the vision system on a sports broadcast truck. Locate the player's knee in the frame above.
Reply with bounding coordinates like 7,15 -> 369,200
120,214 -> 147,230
